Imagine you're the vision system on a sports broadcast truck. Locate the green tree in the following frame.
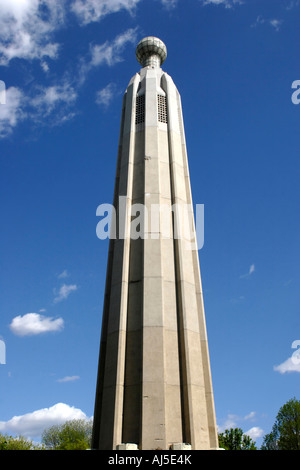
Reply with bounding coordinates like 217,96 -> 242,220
41,419 -> 93,450
218,427 -> 257,450
260,430 -> 279,450
0,433 -> 43,450
261,397 -> 300,450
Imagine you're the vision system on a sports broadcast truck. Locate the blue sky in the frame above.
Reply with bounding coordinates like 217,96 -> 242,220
0,0 -> 299,448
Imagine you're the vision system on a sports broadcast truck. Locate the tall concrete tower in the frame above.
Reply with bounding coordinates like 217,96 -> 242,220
92,37 -> 218,450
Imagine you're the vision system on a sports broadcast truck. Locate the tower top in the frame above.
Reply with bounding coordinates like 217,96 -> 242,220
136,36 -> 167,68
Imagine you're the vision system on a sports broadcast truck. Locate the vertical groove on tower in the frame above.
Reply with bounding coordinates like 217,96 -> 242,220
164,84 -> 191,446
170,157 -> 190,446
122,90 -> 145,443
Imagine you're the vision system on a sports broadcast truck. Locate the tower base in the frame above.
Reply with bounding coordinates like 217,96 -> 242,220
171,443 -> 192,450
116,443 -> 139,450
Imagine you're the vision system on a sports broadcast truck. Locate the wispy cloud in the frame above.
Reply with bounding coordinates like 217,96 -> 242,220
0,81 -> 78,138
0,403 -> 88,439
286,0 -> 300,10
71,0 -> 141,24
161,0 -> 178,9
53,284 -> 78,303
200,0 -> 243,8
78,27 -> 138,86
218,411 -> 263,440
244,411 -> 256,421
240,264 -> 255,279
41,60 -> 50,73
30,83 -> 77,114
28,82 -> 78,126
56,376 -> 80,383
269,19 -> 282,32
96,83 -> 120,108
9,313 -> 64,336
218,413 -> 239,432
58,270 -> 69,279
251,15 -> 283,32
90,28 -> 138,67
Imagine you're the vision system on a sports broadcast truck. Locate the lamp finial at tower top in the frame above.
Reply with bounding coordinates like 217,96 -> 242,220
136,36 -> 167,68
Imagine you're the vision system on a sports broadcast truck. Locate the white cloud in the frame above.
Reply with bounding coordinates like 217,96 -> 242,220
218,411 -> 260,434
71,0 -> 179,21
269,19 -> 282,32
286,0 -> 300,9
56,376 -> 80,383
244,411 -> 256,421
90,28 -> 138,67
71,0 -> 141,24
40,60 -> 50,72
0,0 -> 176,66
30,83 -> 77,116
201,0 -> 243,8
53,284 -> 78,303
96,83 -> 118,107
274,356 -> 300,374
0,403 -> 89,439
249,264 -> 255,275
245,426 -> 264,440
240,264 -> 255,279
161,0 -> 178,8
218,413 -> 239,432
0,0 -> 64,65
0,87 -> 25,138
230,295 -> 245,304
78,27 -> 138,85
58,269 -> 69,279
9,313 -> 64,336
251,14 -> 264,28
1,81 -> 78,138
251,15 -> 282,32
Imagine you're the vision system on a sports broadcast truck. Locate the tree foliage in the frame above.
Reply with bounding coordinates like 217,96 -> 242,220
0,433 -> 43,450
261,397 -> 300,450
218,427 -> 257,450
41,419 -> 93,450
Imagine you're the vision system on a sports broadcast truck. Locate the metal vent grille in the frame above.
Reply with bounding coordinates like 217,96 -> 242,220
136,94 -> 145,125
157,94 -> 168,123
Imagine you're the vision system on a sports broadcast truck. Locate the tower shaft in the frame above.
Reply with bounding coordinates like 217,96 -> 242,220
92,40 -> 218,451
